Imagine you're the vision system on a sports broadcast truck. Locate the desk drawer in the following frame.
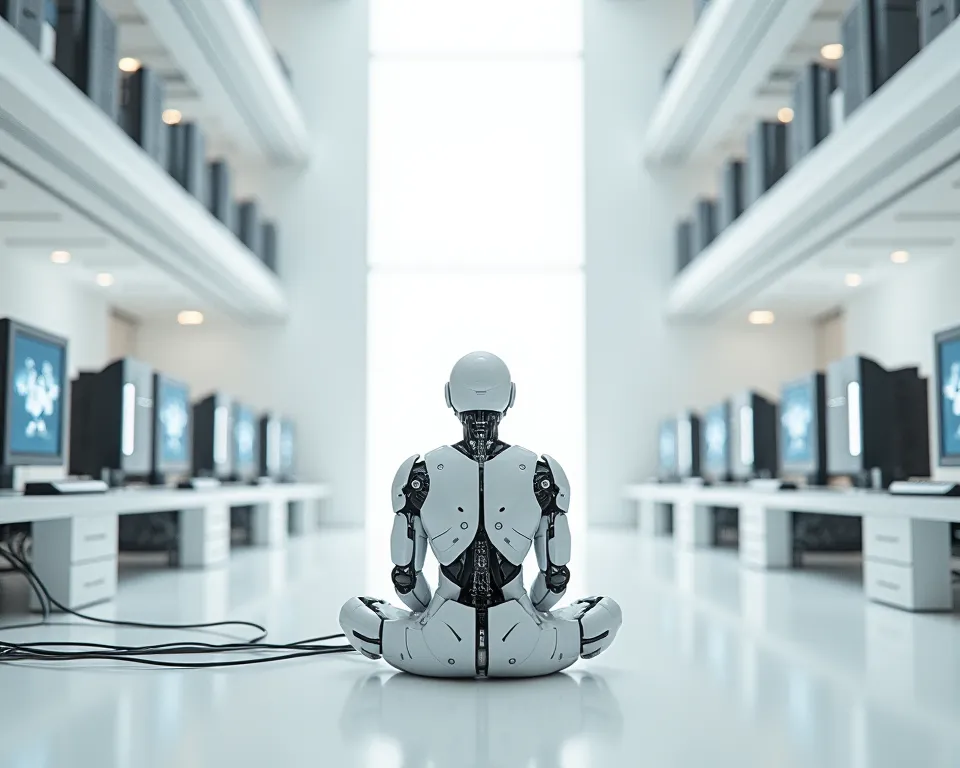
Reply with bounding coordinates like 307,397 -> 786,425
203,504 -> 230,534
70,515 -> 118,563
864,559 -> 952,612
68,558 -> 117,609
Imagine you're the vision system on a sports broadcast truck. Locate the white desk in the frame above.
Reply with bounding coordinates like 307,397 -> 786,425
624,483 -> 957,613
1,483 -> 330,610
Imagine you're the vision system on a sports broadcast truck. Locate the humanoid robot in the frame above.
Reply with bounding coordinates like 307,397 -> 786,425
340,352 -> 622,678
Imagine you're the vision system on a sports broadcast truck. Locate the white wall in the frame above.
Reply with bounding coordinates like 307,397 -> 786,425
583,0 -> 819,524
135,0 -> 369,525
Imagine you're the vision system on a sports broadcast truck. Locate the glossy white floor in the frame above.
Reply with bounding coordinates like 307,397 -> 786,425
1,530 -> 960,768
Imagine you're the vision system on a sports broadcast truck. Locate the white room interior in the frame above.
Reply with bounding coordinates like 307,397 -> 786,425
1,0 -> 960,766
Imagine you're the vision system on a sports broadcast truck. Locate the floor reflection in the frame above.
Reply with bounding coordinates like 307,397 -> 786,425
340,670 -> 623,768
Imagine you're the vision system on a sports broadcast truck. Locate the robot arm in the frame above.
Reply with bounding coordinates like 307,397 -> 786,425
390,455 -> 433,613
530,454 -> 571,612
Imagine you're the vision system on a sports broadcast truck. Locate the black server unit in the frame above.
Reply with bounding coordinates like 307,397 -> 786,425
729,390 -> 778,481
192,394 -> 233,479
817,66 -> 838,140
920,0 -> 960,45
676,220 -> 693,274
825,355 -> 896,484
891,367 -> 931,479
55,0 -> 118,121
840,0 -> 873,116
69,358 -> 154,484
718,160 -> 745,231
262,221 -> 278,273
120,68 -> 164,163
791,64 -> 837,164
692,199 -> 717,254
1,0 -> 43,48
746,122 -> 787,206
207,160 -> 233,228
238,200 -> 263,258
872,0 -> 920,90
170,123 -> 206,201
677,412 -> 702,479
259,414 -> 280,479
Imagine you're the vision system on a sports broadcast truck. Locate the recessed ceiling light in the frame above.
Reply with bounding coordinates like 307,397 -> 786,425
50,250 -> 71,264
891,250 -> 910,264
845,273 -> 863,287
821,43 -> 844,61
777,107 -> 795,124
178,310 -> 204,326
162,108 -> 182,125
96,273 -> 115,287
118,57 -> 141,73
748,310 -> 775,325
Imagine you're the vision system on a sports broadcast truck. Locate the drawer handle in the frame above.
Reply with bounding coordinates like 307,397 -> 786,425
875,535 -> 899,544
877,579 -> 901,592
83,578 -> 106,589
84,533 -> 108,542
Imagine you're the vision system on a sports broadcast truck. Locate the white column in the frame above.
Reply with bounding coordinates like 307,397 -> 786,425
251,497 -> 288,547
289,498 -> 322,535
179,501 -> 231,568
674,498 -> 711,549
638,498 -> 671,537
739,502 -> 792,569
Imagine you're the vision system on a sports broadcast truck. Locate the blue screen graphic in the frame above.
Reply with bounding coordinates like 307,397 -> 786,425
9,332 -> 65,457
157,378 -> 190,465
939,339 -> 960,458
234,406 -> 257,469
280,421 -> 294,472
703,405 -> 727,470
659,421 -> 677,472
781,381 -> 814,465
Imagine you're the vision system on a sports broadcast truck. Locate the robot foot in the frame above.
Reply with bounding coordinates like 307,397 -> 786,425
554,596 -> 622,660
339,597 -> 411,660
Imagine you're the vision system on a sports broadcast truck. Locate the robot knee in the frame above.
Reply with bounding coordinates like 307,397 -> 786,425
339,597 -> 387,659
576,596 -> 622,660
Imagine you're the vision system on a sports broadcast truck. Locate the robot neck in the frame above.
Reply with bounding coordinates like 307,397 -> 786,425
459,411 -> 503,462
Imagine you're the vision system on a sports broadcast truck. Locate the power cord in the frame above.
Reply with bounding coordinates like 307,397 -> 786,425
0,532 -> 355,667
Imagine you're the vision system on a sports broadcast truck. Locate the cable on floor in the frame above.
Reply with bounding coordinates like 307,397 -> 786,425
0,532 -> 355,668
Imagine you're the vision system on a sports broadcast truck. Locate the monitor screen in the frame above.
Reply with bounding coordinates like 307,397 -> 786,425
8,330 -> 66,458
939,336 -> 960,459
703,404 -> 727,471
234,405 -> 257,469
659,420 -> 677,473
781,380 -> 814,465
280,420 -> 294,474
156,377 -> 190,466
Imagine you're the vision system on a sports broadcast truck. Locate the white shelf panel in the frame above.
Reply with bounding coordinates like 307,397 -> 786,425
134,0 -> 310,164
645,0 -> 822,165
0,22 -> 288,321
667,22 -> 960,319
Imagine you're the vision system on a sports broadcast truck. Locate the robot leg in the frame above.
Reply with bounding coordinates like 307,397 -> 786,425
339,597 -> 411,659
552,596 -> 622,660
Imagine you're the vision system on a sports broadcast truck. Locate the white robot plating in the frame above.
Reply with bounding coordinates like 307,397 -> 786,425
14,357 -> 60,439
340,352 -> 622,678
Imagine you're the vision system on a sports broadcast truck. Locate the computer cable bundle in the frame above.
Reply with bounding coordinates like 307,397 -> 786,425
0,532 -> 355,668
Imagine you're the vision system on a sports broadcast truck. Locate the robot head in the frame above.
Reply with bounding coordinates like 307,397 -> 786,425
445,351 -> 516,419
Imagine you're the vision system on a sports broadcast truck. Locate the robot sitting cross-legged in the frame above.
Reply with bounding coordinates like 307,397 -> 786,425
340,352 -> 622,679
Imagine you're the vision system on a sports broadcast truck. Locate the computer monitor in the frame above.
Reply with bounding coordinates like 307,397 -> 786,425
232,402 -> 259,482
729,390 -> 778,480
193,393 -> 233,479
152,372 -> 191,483
935,324 -> 960,467
259,413 -> 281,479
676,411 -> 701,479
701,402 -> 730,482
779,372 -> 827,485
0,319 -> 68,488
70,357 -> 154,485
657,418 -> 678,481
279,418 -> 295,481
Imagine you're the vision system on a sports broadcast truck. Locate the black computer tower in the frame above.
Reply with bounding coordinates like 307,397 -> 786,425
791,64 -> 837,164
192,393 -> 233,479
69,358 -> 154,483
170,122 -> 205,201
729,390 -> 778,480
872,0 -> 920,90
120,68 -> 164,163
840,0 -> 873,116
747,122 -> 787,206
262,221 -> 278,273
1,0 -> 43,48
718,160 -> 745,231
55,0 -> 117,121
677,413 -> 702,479
259,414 -> 280,479
207,160 -> 233,228
676,220 -> 693,274
826,355 -> 896,484
920,0 -> 960,45
891,367 -> 931,479
238,200 -> 263,258
692,199 -> 717,254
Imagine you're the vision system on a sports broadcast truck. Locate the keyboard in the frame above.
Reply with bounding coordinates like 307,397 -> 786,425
888,480 -> 960,496
178,477 -> 223,490
24,480 -> 109,496
748,479 -> 797,492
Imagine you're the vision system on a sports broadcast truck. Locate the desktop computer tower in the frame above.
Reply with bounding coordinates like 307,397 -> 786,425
791,64 -> 837,164
70,358 -> 155,484
729,390 -> 778,480
920,0 -> 960,45
193,393 -> 233,479
747,122 -> 787,206
259,414 -> 281,479
890,367 -> 931,479
120,67 -> 164,163
55,0 -> 118,121
718,160 -> 745,231
238,200 -> 263,258
170,123 -> 206,202
676,412 -> 701,479
1,0 -> 43,49
692,199 -> 717,255
207,160 -> 233,229
676,220 -> 693,274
